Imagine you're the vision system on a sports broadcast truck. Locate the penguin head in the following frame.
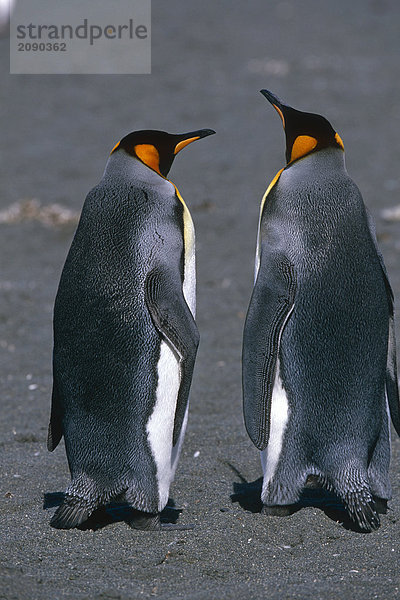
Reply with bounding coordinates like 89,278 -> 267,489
260,90 -> 344,165
110,129 -> 215,178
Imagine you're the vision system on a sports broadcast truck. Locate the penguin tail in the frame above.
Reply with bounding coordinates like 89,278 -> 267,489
332,470 -> 380,532
50,498 -> 92,529
343,491 -> 380,532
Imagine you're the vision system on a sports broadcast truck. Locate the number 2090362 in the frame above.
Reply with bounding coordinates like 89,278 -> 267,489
17,42 -> 67,51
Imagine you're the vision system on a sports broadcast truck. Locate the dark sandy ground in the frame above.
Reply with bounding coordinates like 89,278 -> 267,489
1,1 -> 400,598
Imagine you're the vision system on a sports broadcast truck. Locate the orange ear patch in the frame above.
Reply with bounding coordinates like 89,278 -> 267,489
174,136 -> 200,155
134,144 -> 161,174
290,135 -> 318,162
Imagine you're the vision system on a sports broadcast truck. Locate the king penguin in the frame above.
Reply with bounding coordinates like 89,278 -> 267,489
242,90 -> 400,531
48,128 -> 215,530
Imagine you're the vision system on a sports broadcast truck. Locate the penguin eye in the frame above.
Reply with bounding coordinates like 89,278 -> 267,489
290,135 -> 318,162
134,144 -> 161,175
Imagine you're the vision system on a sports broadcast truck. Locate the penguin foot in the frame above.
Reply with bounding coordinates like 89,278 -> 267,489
261,503 -> 300,516
127,509 -> 194,531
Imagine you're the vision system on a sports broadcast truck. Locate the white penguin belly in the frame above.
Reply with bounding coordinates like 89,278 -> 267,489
146,340 -> 181,511
260,359 -> 290,497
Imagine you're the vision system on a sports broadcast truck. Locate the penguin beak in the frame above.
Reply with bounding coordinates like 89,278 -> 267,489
260,89 -> 286,128
260,89 -> 283,106
173,129 -> 216,154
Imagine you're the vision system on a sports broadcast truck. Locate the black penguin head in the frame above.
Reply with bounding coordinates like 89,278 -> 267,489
110,129 -> 215,177
260,90 -> 344,165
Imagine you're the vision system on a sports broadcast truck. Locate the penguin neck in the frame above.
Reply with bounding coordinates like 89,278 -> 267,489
285,146 -> 346,176
103,150 -> 175,191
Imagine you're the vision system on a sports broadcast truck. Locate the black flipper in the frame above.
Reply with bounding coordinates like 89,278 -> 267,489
366,211 -> 400,436
242,251 -> 296,450
47,383 -> 63,451
145,267 -> 199,446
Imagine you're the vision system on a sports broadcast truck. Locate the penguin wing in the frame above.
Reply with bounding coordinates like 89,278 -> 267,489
366,211 -> 400,436
47,383 -> 63,451
242,251 -> 296,450
145,267 -> 200,446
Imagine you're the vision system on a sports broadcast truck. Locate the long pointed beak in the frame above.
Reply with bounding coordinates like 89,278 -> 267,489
260,89 -> 284,108
185,128 -> 216,139
174,129 -> 216,154
260,90 -> 286,128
